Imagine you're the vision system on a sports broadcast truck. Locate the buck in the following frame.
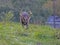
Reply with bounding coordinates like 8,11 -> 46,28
20,10 -> 32,29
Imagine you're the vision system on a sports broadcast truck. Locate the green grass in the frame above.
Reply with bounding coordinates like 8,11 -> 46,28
0,22 -> 60,45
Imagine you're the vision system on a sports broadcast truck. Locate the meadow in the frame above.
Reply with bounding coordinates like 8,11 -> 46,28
0,22 -> 60,45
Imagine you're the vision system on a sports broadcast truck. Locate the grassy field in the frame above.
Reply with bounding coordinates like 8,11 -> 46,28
0,22 -> 60,45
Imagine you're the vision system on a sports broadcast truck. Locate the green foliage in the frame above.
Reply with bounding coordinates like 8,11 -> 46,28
33,30 -> 56,39
5,11 -> 14,22
1,11 -> 14,22
0,22 -> 60,45
0,0 -> 57,23
0,0 -> 60,23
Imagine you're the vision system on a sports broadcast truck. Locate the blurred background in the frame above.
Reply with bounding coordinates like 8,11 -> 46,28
0,0 -> 60,28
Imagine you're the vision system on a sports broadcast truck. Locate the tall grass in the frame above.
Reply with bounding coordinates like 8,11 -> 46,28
0,22 -> 60,45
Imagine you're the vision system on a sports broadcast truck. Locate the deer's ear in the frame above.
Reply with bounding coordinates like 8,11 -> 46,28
29,11 -> 32,15
20,12 -> 22,16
